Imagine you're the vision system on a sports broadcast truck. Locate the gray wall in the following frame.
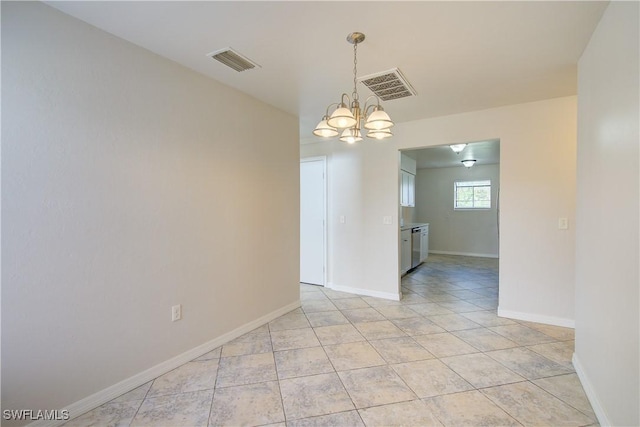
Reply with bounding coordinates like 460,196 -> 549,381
415,164 -> 500,257
2,2 -> 299,419
575,2 -> 639,425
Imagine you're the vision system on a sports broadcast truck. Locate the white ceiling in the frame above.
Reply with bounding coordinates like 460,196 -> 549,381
404,140 -> 500,170
47,1 -> 608,140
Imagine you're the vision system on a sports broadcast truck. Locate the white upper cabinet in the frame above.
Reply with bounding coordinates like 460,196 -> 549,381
400,170 -> 415,207
400,153 -> 417,175
400,153 -> 416,207
407,172 -> 415,207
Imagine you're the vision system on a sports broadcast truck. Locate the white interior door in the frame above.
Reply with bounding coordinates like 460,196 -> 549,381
300,158 -> 326,285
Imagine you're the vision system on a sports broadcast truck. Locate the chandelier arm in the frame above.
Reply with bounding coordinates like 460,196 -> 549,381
361,95 -> 382,118
340,93 -> 352,107
363,95 -> 382,108
363,103 -> 378,117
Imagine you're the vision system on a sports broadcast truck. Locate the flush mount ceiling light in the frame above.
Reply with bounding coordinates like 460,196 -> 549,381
450,144 -> 467,154
462,159 -> 477,168
313,32 -> 394,143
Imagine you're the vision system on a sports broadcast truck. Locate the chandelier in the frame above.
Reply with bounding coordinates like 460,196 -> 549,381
313,32 -> 394,143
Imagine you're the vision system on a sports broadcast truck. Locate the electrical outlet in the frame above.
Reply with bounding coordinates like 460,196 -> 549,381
383,216 -> 392,225
339,215 -> 346,224
558,217 -> 569,230
171,304 -> 182,322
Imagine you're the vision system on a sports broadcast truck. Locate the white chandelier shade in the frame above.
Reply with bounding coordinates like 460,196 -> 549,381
367,128 -> 393,140
364,108 -> 393,130
327,105 -> 357,129
312,117 -> 339,138
340,128 -> 363,144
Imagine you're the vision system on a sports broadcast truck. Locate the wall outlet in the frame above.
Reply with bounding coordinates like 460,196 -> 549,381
171,304 -> 182,322
383,216 -> 392,225
339,215 -> 346,224
558,217 -> 569,230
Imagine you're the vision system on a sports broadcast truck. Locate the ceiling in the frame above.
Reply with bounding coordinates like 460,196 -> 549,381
404,140 -> 500,170
47,1 -> 608,141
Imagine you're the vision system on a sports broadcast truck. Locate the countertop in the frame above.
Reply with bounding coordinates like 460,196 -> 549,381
401,222 -> 429,231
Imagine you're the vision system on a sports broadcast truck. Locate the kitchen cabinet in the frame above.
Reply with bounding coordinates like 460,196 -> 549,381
400,172 -> 408,206
400,153 -> 416,208
400,170 -> 415,207
400,229 -> 412,275
400,154 -> 417,175
420,225 -> 429,262
408,172 -> 415,206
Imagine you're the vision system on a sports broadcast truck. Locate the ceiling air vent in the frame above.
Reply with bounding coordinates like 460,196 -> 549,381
207,48 -> 260,72
358,68 -> 416,101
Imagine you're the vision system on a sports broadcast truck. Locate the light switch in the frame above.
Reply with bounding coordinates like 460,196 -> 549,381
558,217 -> 568,230
383,216 -> 392,225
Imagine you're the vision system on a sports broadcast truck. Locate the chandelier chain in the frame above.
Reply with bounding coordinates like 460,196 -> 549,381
352,42 -> 359,101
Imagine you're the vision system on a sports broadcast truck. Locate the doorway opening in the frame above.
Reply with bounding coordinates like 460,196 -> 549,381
399,140 -> 500,310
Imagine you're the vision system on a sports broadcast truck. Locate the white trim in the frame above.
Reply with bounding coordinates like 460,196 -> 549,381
30,300 -> 301,427
497,307 -> 575,328
300,156 -> 327,287
572,353 -> 610,426
300,156 -> 327,163
327,282 -> 401,301
429,250 -> 499,259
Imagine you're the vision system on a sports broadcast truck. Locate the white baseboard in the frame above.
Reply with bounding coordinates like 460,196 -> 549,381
429,250 -> 499,259
30,300 -> 301,427
327,282 -> 401,301
572,353 -> 609,426
497,307 -> 575,328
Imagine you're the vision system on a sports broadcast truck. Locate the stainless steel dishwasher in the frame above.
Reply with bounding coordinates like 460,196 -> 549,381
411,227 -> 421,269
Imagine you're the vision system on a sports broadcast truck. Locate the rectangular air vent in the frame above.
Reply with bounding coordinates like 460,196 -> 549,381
207,48 -> 260,72
359,68 -> 416,101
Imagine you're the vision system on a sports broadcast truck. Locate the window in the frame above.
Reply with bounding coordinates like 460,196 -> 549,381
454,180 -> 491,209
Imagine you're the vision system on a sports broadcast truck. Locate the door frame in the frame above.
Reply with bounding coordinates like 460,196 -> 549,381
300,156 -> 328,286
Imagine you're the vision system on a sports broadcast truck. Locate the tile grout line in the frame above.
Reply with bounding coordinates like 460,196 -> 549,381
266,319 -> 288,425
308,312 -> 365,425
312,288 -> 444,424
325,292 -> 439,422
125,381 -> 152,427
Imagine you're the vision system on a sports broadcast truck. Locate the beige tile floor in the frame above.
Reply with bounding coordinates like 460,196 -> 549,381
65,255 -> 598,426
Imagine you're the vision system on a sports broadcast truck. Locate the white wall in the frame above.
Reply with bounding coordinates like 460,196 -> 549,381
415,164 -> 500,257
398,99 -> 577,327
574,2 -> 639,425
300,141 -> 400,299
302,96 -> 577,324
2,1 -> 299,420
